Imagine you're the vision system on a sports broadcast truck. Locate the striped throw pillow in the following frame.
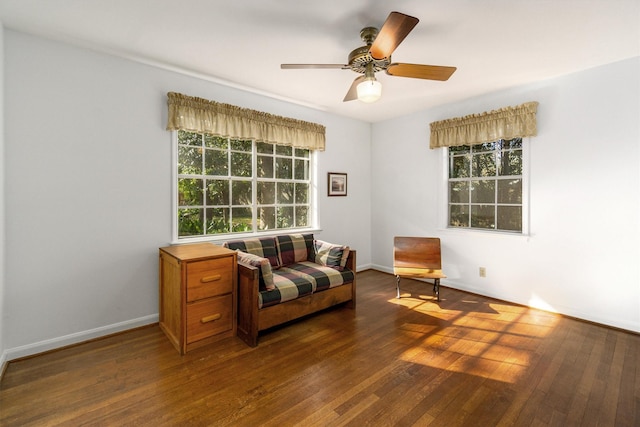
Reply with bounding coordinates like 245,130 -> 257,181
236,250 -> 275,291
314,240 -> 350,270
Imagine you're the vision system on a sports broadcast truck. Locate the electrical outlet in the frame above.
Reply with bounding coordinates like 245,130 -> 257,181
479,267 -> 486,277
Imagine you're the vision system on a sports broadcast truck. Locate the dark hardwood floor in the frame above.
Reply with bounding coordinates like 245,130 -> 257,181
1,270 -> 638,426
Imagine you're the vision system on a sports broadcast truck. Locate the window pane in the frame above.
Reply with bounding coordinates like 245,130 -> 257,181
295,148 -> 310,158
206,208 -> 230,234
276,157 -> 293,179
296,206 -> 309,227
231,207 -> 252,232
450,155 -> 470,178
178,130 -> 201,146
230,139 -> 252,151
257,207 -> 275,230
277,182 -> 294,204
257,155 -> 273,178
471,180 -> 495,203
497,206 -> 522,231
449,205 -> 469,227
497,179 -> 522,204
295,183 -> 308,204
257,142 -> 273,154
449,145 -> 470,154
449,181 -> 469,203
499,150 -> 522,176
276,145 -> 292,156
206,179 -> 229,206
503,138 -> 523,149
257,182 -> 275,204
178,146 -> 202,175
231,152 -> 251,177
471,205 -> 495,229
204,134 -> 228,149
205,149 -> 228,176
277,206 -> 294,228
294,159 -> 309,180
475,142 -> 497,152
231,181 -> 252,205
472,153 -> 496,177
178,178 -> 203,206
178,208 -> 203,236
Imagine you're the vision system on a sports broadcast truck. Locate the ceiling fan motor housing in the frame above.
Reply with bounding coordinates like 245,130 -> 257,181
348,27 -> 391,74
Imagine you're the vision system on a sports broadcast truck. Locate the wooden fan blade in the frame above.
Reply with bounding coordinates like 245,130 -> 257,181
281,64 -> 349,69
343,76 -> 365,102
386,63 -> 457,81
369,12 -> 419,60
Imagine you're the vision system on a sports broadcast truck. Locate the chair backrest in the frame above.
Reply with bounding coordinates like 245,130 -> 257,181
393,237 -> 442,270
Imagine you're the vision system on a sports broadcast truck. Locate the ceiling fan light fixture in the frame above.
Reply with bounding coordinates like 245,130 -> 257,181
357,78 -> 382,103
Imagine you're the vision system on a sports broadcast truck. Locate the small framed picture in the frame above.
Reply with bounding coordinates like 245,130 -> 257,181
328,172 -> 347,196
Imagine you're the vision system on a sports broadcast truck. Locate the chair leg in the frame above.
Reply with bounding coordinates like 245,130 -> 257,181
434,278 -> 440,302
396,275 -> 401,299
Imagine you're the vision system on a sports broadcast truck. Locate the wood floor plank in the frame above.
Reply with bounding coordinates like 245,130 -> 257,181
615,336 -> 639,425
1,270 -> 639,426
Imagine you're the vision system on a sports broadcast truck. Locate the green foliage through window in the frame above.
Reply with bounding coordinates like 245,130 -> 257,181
448,138 -> 523,232
176,130 -> 312,238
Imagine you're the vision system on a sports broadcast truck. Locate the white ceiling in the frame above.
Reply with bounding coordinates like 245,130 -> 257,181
0,0 -> 638,122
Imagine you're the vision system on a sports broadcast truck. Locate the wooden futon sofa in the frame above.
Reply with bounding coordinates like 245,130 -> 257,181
224,233 -> 356,347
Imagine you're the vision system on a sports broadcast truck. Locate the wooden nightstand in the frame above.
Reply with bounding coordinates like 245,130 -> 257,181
158,243 -> 237,354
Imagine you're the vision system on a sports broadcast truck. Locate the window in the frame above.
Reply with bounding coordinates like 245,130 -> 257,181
176,130 -> 312,239
448,138 -> 524,232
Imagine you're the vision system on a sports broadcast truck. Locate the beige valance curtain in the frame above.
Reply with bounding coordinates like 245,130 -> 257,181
429,101 -> 538,149
166,92 -> 326,151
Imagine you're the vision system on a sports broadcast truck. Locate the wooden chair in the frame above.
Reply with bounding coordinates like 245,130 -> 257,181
393,236 -> 446,301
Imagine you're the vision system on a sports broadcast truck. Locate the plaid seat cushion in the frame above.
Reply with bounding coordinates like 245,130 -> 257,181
235,250 -> 275,291
224,237 -> 280,268
280,261 -> 355,292
275,233 -> 314,266
313,240 -> 350,270
259,270 -> 314,308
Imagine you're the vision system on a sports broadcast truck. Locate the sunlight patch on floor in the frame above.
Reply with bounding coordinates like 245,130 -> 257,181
528,293 -> 558,313
388,296 -> 429,310
397,333 -> 535,384
390,295 -> 562,385
387,296 -> 462,321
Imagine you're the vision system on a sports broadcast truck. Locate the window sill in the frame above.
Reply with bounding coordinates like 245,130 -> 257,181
438,227 -> 531,241
171,227 -> 322,246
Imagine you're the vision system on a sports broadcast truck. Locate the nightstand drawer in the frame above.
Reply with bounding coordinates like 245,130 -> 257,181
186,295 -> 233,344
186,257 -> 234,301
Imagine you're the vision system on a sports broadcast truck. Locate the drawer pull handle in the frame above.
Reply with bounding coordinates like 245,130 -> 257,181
201,274 -> 221,283
201,313 -> 221,323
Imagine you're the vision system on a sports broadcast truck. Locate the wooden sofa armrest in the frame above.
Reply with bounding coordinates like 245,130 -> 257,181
237,261 -> 260,347
345,250 -> 356,309
345,250 -> 356,272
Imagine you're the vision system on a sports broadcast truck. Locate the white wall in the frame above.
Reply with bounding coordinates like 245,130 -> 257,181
371,57 -> 640,332
315,121 -> 372,266
2,30 -> 372,360
0,23 -> 6,369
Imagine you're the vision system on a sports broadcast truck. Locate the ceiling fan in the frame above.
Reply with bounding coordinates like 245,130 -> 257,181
281,11 -> 457,103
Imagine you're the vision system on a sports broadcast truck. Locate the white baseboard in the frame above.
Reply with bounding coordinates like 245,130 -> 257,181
2,314 -> 159,362
370,264 -> 392,274
355,263 -> 373,272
